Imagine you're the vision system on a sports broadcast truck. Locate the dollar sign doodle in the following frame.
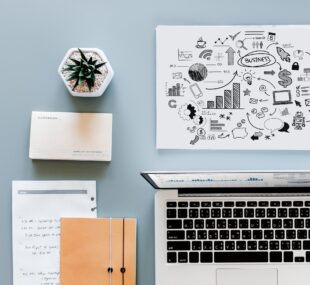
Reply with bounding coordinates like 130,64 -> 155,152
278,69 -> 292,88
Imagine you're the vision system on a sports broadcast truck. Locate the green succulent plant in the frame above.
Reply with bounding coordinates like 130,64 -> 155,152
63,48 -> 106,91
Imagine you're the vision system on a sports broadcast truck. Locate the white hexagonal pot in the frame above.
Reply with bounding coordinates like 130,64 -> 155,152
58,48 -> 114,97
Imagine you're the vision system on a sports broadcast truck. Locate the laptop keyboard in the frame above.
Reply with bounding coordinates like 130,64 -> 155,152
166,200 -> 310,264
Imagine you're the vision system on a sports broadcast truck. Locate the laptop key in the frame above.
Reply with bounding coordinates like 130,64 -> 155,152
190,201 -> 200,207
278,208 -> 287,218
295,256 -> 305,262
200,209 -> 210,218
270,241 -> 279,250
286,230 -> 296,239
270,252 -> 282,262
236,201 -> 246,207
231,230 -> 241,240
225,241 -> 235,250
195,219 -> 204,229
167,230 -> 185,240
303,241 -> 310,250
306,251 -> 310,262
167,209 -> 177,218
282,201 -> 292,207
200,252 -> 213,263
208,230 -> 218,240
272,219 -> 282,229
167,241 -> 190,251
284,251 -> 293,262
270,201 -> 280,207
255,209 -> 265,218
245,208 -> 254,218
197,230 -> 207,240
233,208 -> 243,218
236,241 -> 246,250
300,208 -> 310,217
293,201 -> 303,207
297,230 -> 307,239
289,208 -> 299,218
167,220 -> 182,229
292,241 -> 301,250
247,241 -> 257,250
281,241 -> 291,250
178,252 -> 188,263
275,230 -> 285,239
261,219 -> 271,228
183,219 -> 193,229
239,219 -> 249,229
217,219 -> 226,229
228,219 -> 238,229
205,219 -> 216,229
295,219 -> 304,228
306,219 -> 310,228
167,252 -> 177,263
201,201 -> 211,207
178,209 -> 187,218
264,230 -> 274,239
247,201 -> 257,207
305,201 -> 310,207
259,241 -> 268,250
189,252 -> 199,263
214,252 -> 268,263
167,202 -> 177,208
211,209 -> 221,218
203,241 -> 212,251
242,230 -> 251,240
253,230 -> 263,239
250,219 -> 260,228
186,230 -> 196,240
214,241 -> 224,250
222,208 -> 232,218
267,208 -> 276,217
213,202 -> 222,207
259,201 -> 269,207
224,201 -> 234,207
189,209 -> 198,218
219,230 -> 229,240
178,202 -> 188,207
283,219 -> 293,228
192,241 -> 202,251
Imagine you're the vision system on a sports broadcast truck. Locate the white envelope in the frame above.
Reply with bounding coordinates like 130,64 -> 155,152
29,111 -> 112,161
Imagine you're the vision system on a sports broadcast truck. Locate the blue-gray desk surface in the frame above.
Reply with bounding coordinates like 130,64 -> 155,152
1,0 -> 310,284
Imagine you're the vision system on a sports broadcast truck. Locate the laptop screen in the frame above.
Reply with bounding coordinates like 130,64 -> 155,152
141,171 -> 310,189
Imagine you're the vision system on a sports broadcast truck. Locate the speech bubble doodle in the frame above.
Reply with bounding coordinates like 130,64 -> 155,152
238,51 -> 277,68
278,122 -> 290,133
264,118 -> 284,132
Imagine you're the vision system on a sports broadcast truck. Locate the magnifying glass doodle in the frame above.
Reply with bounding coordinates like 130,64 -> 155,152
236,39 -> 247,50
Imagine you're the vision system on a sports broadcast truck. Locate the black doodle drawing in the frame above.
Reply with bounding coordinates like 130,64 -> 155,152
158,26 -> 310,149
190,135 -> 200,145
278,122 -> 290,133
199,49 -> 213,60
226,47 -> 235,66
196,37 -> 206,48
215,37 -> 229,45
188,63 -> 208,81
295,100 -> 302,107
276,47 -> 291,62
292,111 -> 306,130
229,31 -> 241,41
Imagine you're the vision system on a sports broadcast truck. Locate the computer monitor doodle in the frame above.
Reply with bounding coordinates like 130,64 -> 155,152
273,90 -> 293,105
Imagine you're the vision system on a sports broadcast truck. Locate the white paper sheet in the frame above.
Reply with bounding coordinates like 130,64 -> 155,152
12,181 -> 97,285
156,25 -> 310,149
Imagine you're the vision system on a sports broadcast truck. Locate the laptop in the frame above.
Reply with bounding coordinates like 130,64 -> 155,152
273,90 -> 293,105
141,171 -> 310,285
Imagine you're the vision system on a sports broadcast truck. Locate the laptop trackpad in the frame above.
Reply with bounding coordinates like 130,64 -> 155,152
217,268 -> 278,285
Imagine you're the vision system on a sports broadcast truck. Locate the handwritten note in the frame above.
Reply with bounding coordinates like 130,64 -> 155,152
12,181 -> 97,285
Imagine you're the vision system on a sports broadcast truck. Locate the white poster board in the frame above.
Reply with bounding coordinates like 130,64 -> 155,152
156,25 -> 310,149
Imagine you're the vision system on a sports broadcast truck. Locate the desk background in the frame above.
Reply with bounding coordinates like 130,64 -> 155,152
1,0 -> 310,284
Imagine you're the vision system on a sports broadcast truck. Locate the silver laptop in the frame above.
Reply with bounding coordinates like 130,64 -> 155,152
141,171 -> 310,285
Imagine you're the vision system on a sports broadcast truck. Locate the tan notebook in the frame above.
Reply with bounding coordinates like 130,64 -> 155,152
60,218 -> 136,285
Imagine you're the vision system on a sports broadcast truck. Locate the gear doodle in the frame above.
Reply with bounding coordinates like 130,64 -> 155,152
193,115 -> 206,126
178,103 -> 197,121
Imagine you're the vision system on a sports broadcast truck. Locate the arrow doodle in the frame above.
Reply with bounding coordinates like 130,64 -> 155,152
267,42 -> 279,49
264,70 -> 275,75
270,108 -> 277,116
257,78 -> 276,89
183,78 -> 191,84
226,47 -> 236,66
246,113 -> 264,130
205,71 -> 238,90
259,99 -> 269,102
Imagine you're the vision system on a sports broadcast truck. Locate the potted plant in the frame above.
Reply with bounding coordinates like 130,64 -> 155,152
58,48 -> 114,97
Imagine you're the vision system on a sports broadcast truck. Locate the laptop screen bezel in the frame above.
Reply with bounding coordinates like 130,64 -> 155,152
141,170 -> 310,191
